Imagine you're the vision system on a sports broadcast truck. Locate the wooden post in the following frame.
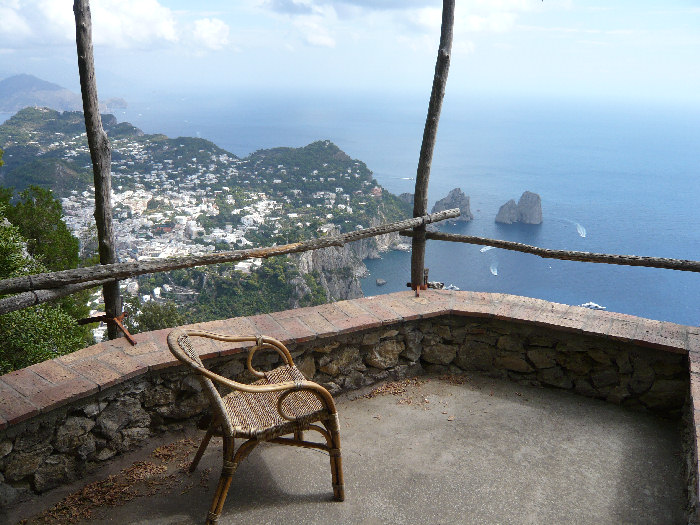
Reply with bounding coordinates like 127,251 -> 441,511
74,0 -> 121,339
410,0 -> 455,291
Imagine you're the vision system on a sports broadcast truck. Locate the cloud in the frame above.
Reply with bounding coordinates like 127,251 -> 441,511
192,18 -> 231,51
267,0 -> 315,15
0,4 -> 33,41
293,15 -> 336,47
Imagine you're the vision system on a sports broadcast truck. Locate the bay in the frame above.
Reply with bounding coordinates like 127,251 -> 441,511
10,91 -> 698,325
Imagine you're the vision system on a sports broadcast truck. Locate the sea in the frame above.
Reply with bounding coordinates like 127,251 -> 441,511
2,91 -> 699,326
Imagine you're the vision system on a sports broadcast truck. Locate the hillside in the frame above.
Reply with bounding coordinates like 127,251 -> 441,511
0,107 -> 412,316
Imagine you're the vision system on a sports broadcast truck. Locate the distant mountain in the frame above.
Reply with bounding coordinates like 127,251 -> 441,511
0,74 -> 127,114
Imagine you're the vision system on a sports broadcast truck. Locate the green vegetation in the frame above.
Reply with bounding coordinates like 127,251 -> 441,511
1,186 -> 80,271
123,297 -> 185,334
0,205 -> 85,374
124,257 -> 327,332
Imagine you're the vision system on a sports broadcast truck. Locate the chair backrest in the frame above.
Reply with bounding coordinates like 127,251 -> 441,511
167,328 -> 234,436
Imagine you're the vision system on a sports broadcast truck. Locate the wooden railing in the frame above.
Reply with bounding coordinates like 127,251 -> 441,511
400,230 -> 700,273
0,209 -> 460,316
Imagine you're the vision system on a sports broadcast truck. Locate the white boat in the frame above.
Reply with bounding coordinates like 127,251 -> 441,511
580,301 -> 606,310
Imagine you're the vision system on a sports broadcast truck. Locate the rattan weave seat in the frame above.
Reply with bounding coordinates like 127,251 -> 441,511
223,365 -> 327,439
167,328 -> 344,525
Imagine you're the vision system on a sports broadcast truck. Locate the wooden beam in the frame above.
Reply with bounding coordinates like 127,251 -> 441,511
74,0 -> 121,339
400,230 -> 700,272
411,0 -> 455,290
0,279 -> 113,316
0,210 -> 460,296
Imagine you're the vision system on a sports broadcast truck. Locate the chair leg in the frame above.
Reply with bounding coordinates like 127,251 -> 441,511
190,423 -> 218,473
205,438 -> 258,525
326,414 -> 345,502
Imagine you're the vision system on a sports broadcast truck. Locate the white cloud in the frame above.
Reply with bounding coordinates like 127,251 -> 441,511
192,18 -> 230,51
0,5 -> 33,40
92,0 -> 178,48
0,0 -> 178,50
293,16 -> 336,47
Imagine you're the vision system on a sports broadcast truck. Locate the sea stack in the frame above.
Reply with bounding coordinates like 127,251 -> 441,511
431,188 -> 473,222
495,191 -> 542,224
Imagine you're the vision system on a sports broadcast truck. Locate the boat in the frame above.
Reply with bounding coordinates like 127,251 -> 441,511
580,301 -> 606,310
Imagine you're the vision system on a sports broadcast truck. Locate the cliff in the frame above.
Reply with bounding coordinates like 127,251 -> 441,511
293,217 -> 401,302
431,188 -> 473,222
495,191 -> 542,224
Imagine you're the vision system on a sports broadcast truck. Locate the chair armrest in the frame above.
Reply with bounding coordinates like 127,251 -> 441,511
180,329 -> 295,378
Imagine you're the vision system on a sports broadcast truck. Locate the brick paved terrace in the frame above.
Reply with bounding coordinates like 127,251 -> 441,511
0,291 -> 699,523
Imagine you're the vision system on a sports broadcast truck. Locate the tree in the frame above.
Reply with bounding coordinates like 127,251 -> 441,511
0,206 -> 84,373
123,296 -> 185,334
0,185 -> 92,343
2,185 -> 80,271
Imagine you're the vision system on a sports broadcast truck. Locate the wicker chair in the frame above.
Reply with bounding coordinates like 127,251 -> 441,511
167,328 -> 344,525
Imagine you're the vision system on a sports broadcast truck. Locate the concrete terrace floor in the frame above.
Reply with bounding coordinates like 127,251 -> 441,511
10,374 -> 685,525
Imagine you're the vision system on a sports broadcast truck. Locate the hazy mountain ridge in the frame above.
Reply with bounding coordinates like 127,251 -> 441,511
0,74 -> 127,114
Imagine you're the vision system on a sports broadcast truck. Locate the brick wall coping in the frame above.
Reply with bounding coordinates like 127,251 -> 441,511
1,290 -> 698,432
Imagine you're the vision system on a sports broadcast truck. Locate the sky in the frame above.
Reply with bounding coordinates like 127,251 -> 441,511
0,0 -> 699,105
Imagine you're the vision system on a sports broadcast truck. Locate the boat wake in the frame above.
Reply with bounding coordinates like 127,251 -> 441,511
490,262 -> 498,276
556,218 -> 587,238
480,246 -> 495,253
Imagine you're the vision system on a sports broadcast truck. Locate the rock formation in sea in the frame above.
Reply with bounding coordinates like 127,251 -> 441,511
495,199 -> 518,224
431,188 -> 473,222
495,191 -> 542,224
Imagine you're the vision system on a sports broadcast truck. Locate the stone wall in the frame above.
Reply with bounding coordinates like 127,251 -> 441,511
0,291 -> 697,514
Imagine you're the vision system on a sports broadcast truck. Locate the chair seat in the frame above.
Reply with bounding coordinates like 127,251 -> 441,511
223,365 -> 327,440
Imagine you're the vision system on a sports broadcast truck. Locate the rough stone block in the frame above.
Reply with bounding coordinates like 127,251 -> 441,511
4,445 -> 52,482
639,379 -> 687,410
365,340 -> 403,369
556,352 -> 593,375
381,329 -> 400,339
629,361 -> 655,394
494,355 -> 533,373
33,454 -> 76,493
588,349 -> 612,365
455,341 -> 494,371
312,341 -> 340,354
422,344 -> 457,365
54,417 -> 95,453
651,360 -> 683,378
591,368 -> 619,389
95,398 -> 150,440
606,386 -> 630,405
497,335 -> 524,353
614,351 -> 633,374
435,325 -> 451,340
297,355 -> 316,380
537,367 -> 572,389
362,332 -> 381,345
527,348 -> 556,369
